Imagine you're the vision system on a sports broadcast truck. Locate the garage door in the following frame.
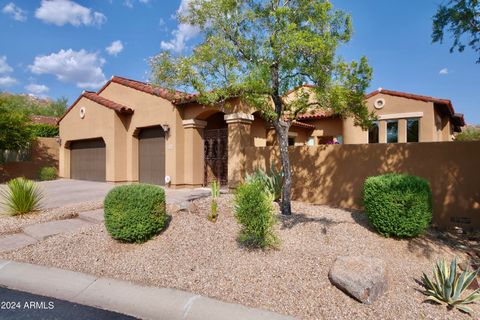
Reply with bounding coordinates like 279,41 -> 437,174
139,126 -> 165,185
70,139 -> 106,182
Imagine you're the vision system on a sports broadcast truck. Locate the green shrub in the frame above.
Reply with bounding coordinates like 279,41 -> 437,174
234,180 -> 278,248
245,164 -> 283,201
0,177 -> 43,215
363,173 -> 432,238
422,258 -> 480,314
29,124 -> 59,138
38,166 -> 57,181
104,184 -> 168,243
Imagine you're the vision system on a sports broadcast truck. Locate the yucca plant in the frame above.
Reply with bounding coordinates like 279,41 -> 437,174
0,177 -> 43,215
208,179 -> 220,222
422,257 -> 480,314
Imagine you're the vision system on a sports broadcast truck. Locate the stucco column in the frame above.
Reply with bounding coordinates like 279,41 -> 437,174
58,144 -> 70,178
224,112 -> 254,189
183,119 -> 207,187
398,119 -> 407,143
379,121 -> 387,143
342,116 -> 368,144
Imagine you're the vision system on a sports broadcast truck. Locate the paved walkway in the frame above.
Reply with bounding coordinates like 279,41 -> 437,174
0,182 -> 211,254
0,260 -> 292,320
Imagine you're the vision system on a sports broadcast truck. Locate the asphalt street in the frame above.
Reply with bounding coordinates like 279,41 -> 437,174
0,287 -> 137,320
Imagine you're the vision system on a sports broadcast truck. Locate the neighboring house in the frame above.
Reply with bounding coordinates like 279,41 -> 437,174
57,76 -> 465,187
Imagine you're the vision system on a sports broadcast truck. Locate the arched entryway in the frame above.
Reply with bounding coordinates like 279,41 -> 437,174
203,112 -> 228,186
138,126 -> 166,185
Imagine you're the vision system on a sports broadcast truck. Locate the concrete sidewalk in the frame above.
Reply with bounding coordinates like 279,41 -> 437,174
0,260 -> 294,320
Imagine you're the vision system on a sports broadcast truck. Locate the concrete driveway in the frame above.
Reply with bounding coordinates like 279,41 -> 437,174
1,179 -> 211,212
38,179 -> 116,210
0,179 -> 115,212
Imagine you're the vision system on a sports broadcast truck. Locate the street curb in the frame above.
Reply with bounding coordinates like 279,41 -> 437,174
0,260 -> 294,320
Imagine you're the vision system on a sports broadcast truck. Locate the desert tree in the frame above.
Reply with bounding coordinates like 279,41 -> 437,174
151,0 -> 373,215
432,0 -> 480,62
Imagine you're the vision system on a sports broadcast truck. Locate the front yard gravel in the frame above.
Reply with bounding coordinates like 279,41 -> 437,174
0,200 -> 103,236
0,194 -> 476,319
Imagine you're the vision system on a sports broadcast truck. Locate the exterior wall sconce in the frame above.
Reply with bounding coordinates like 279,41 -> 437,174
55,137 -> 62,146
162,124 -> 170,134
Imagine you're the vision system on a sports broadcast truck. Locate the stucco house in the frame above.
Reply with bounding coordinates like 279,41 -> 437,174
57,76 -> 464,187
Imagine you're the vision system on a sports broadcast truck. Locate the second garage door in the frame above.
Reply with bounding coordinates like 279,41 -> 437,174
139,126 -> 165,185
70,138 -> 106,182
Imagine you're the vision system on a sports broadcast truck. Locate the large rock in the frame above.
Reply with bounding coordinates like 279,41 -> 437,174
329,255 -> 388,304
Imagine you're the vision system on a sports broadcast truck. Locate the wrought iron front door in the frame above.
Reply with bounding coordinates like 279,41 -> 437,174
204,128 -> 228,186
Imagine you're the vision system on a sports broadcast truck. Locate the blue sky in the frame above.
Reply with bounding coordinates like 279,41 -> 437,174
0,0 -> 478,124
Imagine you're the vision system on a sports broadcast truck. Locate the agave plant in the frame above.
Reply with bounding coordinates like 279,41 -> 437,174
0,177 -> 43,216
422,257 -> 480,314
245,164 -> 283,202
208,179 -> 220,222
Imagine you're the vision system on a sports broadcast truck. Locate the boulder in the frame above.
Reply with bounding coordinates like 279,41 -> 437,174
329,255 -> 388,304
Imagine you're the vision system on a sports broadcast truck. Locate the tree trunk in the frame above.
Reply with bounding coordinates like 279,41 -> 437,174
273,119 -> 292,215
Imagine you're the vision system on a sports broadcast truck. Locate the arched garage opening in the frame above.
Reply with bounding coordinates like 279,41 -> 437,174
138,126 -> 166,185
70,138 -> 106,182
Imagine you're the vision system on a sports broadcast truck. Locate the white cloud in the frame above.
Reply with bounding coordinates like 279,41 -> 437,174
160,0 -> 199,53
439,68 -> 449,75
2,2 -> 27,22
35,0 -> 106,27
29,49 -> 106,89
124,0 -> 149,8
0,76 -> 18,87
106,40 -> 124,56
0,56 -> 13,74
25,83 -> 49,95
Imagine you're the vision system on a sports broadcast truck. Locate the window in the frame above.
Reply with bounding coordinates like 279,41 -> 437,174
368,121 -> 379,144
288,137 -> 295,146
386,120 -> 398,143
318,136 -> 334,145
407,118 -> 419,142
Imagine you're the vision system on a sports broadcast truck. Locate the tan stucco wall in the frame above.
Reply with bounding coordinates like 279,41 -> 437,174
309,118 -> 343,141
363,94 -> 437,143
59,97 -> 117,181
100,82 -> 183,184
244,141 -> 480,230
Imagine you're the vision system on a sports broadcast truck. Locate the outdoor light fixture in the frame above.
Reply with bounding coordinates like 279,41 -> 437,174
162,124 -> 170,133
55,137 -> 61,146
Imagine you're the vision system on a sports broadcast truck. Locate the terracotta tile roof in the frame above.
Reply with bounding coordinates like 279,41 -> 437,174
296,109 -> 334,120
29,115 -> 59,126
291,121 -> 315,129
82,91 -> 134,114
105,76 -> 187,101
57,91 -> 133,124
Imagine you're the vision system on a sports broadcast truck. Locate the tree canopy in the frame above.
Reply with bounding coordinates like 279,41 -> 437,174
456,126 -> 480,141
151,0 -> 373,215
0,94 -> 67,118
0,105 -> 33,152
432,0 -> 480,62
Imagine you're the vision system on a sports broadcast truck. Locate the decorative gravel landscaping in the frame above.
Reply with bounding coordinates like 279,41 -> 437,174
0,200 -> 102,236
0,194 -> 477,319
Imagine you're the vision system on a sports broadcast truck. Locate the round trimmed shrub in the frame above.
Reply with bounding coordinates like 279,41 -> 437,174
104,184 -> 167,243
234,180 -> 278,248
363,173 -> 432,238
38,166 -> 57,181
